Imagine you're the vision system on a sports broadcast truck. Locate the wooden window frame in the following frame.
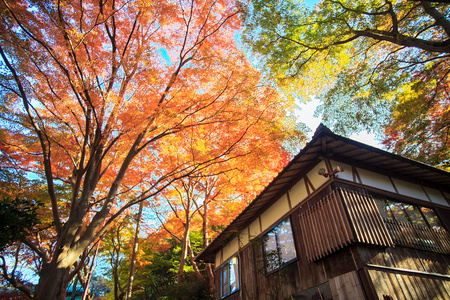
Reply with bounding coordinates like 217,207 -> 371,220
221,256 -> 239,298
262,217 -> 297,275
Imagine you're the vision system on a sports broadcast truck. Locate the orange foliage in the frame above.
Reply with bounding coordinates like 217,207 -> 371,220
0,0 -> 303,296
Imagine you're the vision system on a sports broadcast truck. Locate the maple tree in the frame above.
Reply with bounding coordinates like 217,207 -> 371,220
0,0 -> 302,298
148,103 -> 297,290
382,59 -> 450,170
242,0 -> 450,165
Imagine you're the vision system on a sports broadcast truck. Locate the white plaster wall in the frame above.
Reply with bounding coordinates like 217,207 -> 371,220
215,251 -> 222,267
424,186 -> 449,207
290,178 -> 308,207
260,195 -> 290,232
249,218 -> 261,239
330,160 -> 353,182
392,178 -> 429,202
308,161 -> 329,190
357,168 -> 396,193
222,237 -> 239,263
239,227 -> 249,248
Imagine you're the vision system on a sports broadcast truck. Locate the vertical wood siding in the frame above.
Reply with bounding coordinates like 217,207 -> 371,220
300,188 -> 394,262
340,189 -> 393,247
367,267 -> 450,300
299,189 -> 354,262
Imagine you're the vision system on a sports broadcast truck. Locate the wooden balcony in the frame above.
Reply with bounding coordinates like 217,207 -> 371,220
384,219 -> 450,254
299,188 -> 450,262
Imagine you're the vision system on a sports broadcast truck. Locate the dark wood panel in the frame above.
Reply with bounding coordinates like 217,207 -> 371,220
322,247 -> 360,279
299,190 -> 354,262
416,250 -> 450,275
368,267 -> 450,300
357,245 -> 396,268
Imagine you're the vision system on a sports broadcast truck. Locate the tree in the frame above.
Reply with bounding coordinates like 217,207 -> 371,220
0,198 -> 41,252
133,232 -> 212,300
242,0 -> 450,165
0,0 -> 301,298
382,59 -> 450,169
100,214 -> 135,300
149,105 -> 297,288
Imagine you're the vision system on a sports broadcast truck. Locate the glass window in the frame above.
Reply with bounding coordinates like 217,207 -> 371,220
403,203 -> 426,226
221,256 -> 239,298
387,200 -> 409,223
373,193 -> 443,230
263,218 -> 297,274
263,231 -> 278,273
421,207 -> 444,230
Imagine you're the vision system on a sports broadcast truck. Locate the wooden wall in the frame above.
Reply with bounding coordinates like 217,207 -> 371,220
214,180 -> 450,299
367,268 -> 450,299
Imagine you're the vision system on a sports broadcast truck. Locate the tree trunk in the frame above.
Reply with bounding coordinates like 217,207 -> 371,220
177,222 -> 190,284
202,201 -> 214,292
70,276 -> 79,300
81,243 -> 100,300
34,262 -> 71,300
125,201 -> 144,300
187,243 -> 203,280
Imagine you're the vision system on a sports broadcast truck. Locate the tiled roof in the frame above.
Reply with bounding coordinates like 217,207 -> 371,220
196,124 -> 450,262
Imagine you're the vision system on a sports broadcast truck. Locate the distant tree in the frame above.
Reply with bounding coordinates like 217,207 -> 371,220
382,59 -> 450,169
150,111 -> 295,287
242,0 -> 450,166
132,232 -> 212,300
90,275 -> 111,298
0,198 -> 40,252
100,214 -> 135,300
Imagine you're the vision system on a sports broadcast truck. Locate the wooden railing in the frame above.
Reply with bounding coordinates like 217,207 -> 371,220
299,190 -> 354,262
299,189 -> 394,262
299,188 -> 450,262
339,189 -> 393,248
384,219 -> 450,254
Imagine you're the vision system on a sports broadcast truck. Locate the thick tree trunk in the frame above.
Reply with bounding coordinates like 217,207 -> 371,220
34,262 -> 71,300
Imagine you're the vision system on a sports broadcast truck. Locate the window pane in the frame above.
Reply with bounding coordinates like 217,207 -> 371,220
229,257 -> 239,293
264,231 -> 278,272
221,263 -> 229,296
421,207 -> 444,230
263,218 -> 297,273
387,200 -> 408,223
277,219 -> 297,263
403,204 -> 425,226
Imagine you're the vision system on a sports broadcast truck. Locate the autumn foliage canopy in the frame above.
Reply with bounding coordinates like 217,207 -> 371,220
0,0 -> 302,298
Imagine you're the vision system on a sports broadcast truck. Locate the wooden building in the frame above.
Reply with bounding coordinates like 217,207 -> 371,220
196,125 -> 450,299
